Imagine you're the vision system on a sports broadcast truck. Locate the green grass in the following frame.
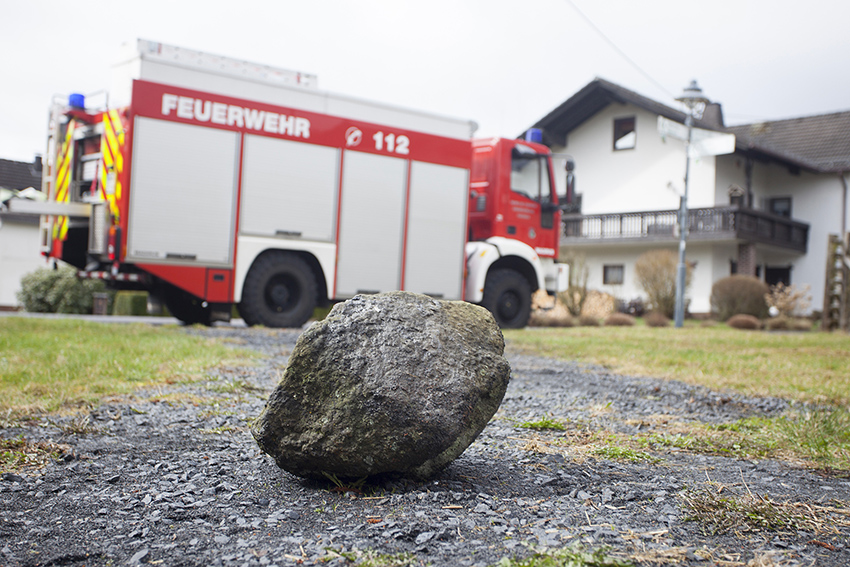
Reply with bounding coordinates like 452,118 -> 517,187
504,325 -> 850,406
615,412 -> 850,471
0,318 -> 253,416
591,444 -> 659,463
518,416 -> 567,431
493,545 -> 632,567
505,324 -> 850,472
324,548 -> 420,567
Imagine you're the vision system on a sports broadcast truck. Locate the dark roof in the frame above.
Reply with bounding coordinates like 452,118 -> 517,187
530,78 -> 724,147
728,112 -> 850,173
0,157 -> 42,191
532,78 -> 850,174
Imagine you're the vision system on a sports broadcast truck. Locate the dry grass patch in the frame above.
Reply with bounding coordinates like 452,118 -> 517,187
1,437 -> 72,472
681,488 -> 850,537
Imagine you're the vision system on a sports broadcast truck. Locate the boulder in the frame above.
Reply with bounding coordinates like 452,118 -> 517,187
251,291 -> 511,480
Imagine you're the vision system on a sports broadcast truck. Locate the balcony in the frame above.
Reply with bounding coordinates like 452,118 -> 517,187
562,206 -> 809,253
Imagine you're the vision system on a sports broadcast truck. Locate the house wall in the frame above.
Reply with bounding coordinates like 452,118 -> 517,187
715,154 -> 845,312
562,241 -> 718,314
556,103 -> 718,214
759,165 -> 844,312
0,217 -> 45,309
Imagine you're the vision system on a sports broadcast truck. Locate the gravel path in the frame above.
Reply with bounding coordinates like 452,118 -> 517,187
1,326 -> 848,566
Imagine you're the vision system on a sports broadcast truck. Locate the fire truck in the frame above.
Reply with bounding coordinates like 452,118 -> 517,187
27,40 -> 570,328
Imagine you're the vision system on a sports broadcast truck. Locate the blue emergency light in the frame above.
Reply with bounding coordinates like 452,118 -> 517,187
524,128 -> 543,144
68,93 -> 86,109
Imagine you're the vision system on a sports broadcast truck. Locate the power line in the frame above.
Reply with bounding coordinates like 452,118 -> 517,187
562,0 -> 677,101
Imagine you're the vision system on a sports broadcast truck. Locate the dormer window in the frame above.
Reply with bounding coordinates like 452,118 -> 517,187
613,117 -> 636,150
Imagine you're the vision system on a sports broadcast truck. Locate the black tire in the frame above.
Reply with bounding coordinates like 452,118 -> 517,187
238,251 -> 318,328
481,269 -> 532,329
161,285 -> 212,326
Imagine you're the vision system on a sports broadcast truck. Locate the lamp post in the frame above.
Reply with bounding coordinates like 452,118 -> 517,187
673,80 -> 709,328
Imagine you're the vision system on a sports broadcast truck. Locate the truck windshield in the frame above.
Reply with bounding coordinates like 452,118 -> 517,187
510,145 -> 552,204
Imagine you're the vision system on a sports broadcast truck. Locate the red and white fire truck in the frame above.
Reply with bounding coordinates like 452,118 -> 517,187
28,40 -> 570,328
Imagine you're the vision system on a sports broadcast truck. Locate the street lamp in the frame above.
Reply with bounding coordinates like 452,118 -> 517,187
673,80 -> 709,328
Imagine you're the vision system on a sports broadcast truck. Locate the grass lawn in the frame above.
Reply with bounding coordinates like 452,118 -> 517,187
505,324 -> 850,472
0,317 -> 253,416
504,325 -> 850,406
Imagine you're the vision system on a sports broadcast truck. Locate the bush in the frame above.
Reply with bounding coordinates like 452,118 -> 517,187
17,266 -> 110,314
619,298 -> 646,317
560,252 -> 589,317
112,291 -> 149,316
634,250 -> 691,319
711,275 -> 769,320
644,311 -> 671,327
604,313 -> 635,326
726,314 -> 762,330
765,283 -> 811,318
765,316 -> 813,332
529,309 -> 575,327
764,316 -> 789,331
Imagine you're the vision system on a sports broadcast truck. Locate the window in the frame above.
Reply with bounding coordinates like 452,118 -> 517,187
510,145 -> 552,203
613,117 -> 636,150
765,266 -> 791,287
603,264 -> 624,285
768,197 -> 792,218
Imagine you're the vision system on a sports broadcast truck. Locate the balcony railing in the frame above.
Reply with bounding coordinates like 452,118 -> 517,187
562,206 -> 808,253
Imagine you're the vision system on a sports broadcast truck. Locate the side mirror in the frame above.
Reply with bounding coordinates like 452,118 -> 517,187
559,159 -> 576,210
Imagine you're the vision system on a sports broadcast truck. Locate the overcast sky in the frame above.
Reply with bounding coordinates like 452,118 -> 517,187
2,0 -> 848,164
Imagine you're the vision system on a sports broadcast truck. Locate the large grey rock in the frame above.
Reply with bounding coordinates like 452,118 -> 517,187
251,291 -> 511,480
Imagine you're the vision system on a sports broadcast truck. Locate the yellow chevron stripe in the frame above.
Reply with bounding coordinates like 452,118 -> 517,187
99,111 -> 123,219
53,120 -> 76,241
55,121 -> 75,204
110,110 -> 125,173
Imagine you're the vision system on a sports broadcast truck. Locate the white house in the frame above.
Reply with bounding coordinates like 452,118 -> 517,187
0,157 -> 47,310
529,78 -> 850,320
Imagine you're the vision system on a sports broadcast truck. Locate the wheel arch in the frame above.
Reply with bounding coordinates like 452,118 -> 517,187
241,248 -> 329,307
235,236 -> 335,306
486,256 -> 539,293
465,237 -> 544,304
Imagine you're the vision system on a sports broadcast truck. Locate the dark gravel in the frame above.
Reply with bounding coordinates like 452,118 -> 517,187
1,325 -> 848,566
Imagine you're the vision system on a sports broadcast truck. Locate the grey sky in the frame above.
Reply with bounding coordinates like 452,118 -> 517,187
1,0 -> 848,163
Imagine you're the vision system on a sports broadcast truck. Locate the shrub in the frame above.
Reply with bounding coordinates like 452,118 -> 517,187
560,252 -> 589,317
644,311 -> 671,327
112,291 -> 149,316
634,249 -> 691,319
765,316 -> 790,331
790,318 -> 814,332
619,298 -> 646,317
765,283 -> 811,318
529,309 -> 575,327
765,316 -> 813,332
17,266 -> 109,314
726,314 -> 762,330
711,275 -> 769,320
604,313 -> 635,326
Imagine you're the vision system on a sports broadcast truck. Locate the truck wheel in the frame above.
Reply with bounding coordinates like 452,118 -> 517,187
239,251 -> 318,328
162,285 -> 212,326
481,269 -> 532,329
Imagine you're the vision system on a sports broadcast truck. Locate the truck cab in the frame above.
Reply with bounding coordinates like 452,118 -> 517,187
463,137 -> 568,328
468,137 -> 561,260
